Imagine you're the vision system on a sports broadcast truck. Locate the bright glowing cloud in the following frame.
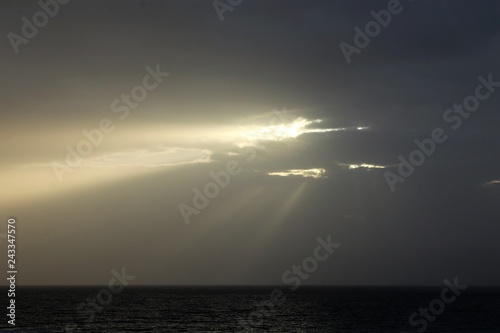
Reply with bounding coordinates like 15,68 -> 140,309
482,179 -> 500,187
12,114 -> 368,203
238,117 -> 367,144
240,118 -> 328,142
339,163 -> 389,170
268,168 -> 326,179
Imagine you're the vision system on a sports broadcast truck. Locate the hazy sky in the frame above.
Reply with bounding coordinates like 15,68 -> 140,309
1,0 -> 499,286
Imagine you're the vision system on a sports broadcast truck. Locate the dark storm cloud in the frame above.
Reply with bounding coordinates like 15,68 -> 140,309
1,0 -> 498,286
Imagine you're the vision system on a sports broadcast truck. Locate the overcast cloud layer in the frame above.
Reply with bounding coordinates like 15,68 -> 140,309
1,0 -> 499,286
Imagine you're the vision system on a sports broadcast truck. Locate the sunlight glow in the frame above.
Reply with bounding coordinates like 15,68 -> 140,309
268,168 -> 326,179
339,163 -> 388,170
241,118 -> 333,142
79,148 -> 211,168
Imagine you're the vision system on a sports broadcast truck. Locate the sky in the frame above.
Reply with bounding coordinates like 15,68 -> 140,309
1,0 -> 499,286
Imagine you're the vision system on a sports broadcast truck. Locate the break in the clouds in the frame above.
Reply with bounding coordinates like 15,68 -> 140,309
235,117 -> 368,147
241,118 -> 332,142
482,180 -> 500,188
338,163 -> 390,170
268,168 -> 326,179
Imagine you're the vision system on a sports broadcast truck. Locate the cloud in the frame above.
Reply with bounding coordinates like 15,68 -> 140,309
482,179 -> 500,188
338,163 -> 391,170
237,116 -> 369,148
268,168 -> 326,179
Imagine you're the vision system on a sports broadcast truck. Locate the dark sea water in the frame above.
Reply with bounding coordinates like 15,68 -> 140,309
1,286 -> 499,332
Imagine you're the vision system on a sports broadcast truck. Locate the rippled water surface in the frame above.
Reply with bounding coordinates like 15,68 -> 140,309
1,286 -> 499,332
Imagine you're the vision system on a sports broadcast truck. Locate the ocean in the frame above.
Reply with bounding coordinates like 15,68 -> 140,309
1,286 -> 499,332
